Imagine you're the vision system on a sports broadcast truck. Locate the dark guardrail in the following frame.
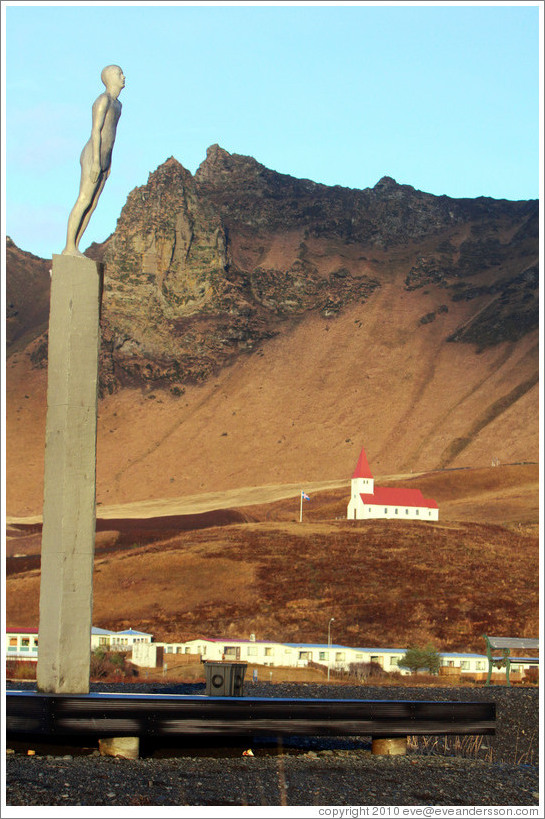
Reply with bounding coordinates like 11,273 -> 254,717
6,691 -> 495,740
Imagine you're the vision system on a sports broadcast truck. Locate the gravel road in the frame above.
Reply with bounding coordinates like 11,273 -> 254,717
5,682 -> 540,808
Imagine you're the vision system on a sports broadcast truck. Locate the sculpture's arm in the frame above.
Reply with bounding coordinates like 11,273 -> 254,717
89,94 -> 109,183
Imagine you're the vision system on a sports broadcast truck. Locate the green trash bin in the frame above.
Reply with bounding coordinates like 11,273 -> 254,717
204,661 -> 247,696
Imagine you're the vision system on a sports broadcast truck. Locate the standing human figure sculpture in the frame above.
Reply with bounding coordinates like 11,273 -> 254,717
62,65 -> 125,256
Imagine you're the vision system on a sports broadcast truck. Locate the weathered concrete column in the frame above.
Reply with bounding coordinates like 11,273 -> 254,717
37,254 -> 103,694
99,737 -> 140,759
371,737 -> 408,755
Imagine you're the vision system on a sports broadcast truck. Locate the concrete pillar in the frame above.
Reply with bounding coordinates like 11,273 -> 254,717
371,737 -> 408,755
37,254 -> 103,694
99,737 -> 140,759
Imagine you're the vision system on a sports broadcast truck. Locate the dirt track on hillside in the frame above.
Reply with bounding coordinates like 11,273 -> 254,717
6,478 -> 353,525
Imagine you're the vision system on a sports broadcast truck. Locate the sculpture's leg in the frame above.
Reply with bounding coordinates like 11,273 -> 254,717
63,169 -> 104,256
36,254 -> 103,694
74,175 -> 108,251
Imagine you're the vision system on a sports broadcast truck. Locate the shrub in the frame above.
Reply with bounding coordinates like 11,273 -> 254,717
399,645 -> 441,675
6,661 -> 37,680
90,648 -> 128,680
348,661 -> 389,681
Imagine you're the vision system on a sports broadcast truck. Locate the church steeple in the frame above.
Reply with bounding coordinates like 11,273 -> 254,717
350,445 -> 374,502
352,446 -> 373,479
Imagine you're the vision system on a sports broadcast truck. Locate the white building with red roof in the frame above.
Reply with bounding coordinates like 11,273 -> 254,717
347,446 -> 439,521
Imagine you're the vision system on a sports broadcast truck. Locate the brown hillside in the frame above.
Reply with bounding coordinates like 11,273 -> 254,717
6,517 -> 537,655
5,465 -> 539,654
6,286 -> 538,517
5,238 -> 51,353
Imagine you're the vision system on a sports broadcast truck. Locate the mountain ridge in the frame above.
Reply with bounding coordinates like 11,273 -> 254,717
5,145 -> 539,516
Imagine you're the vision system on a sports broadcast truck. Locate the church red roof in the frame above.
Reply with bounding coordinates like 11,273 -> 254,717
352,446 -> 374,479
360,486 -> 438,509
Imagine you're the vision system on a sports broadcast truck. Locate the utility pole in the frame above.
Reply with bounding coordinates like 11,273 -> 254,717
327,617 -> 335,682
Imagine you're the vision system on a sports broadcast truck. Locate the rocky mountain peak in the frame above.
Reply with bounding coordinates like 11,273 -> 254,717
195,144 -> 234,181
143,156 -> 192,189
374,175 -> 397,188
195,143 -> 266,189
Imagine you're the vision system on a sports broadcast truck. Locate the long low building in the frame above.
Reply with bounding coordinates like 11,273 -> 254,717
7,628 -> 537,682
6,626 -> 152,662
142,636 -> 536,681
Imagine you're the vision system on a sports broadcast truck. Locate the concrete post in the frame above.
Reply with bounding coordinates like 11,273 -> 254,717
37,254 -> 103,694
371,737 -> 408,755
98,737 -> 140,759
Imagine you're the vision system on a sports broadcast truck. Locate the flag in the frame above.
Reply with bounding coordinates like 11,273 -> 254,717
302,492 -> 310,501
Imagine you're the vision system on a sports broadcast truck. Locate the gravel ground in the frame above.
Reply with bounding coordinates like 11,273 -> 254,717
5,681 -> 540,808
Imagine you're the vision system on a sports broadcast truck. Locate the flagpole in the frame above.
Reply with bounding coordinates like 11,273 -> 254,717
300,491 -> 303,523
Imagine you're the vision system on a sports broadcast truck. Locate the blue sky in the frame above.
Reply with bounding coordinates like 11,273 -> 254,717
2,1 -> 542,260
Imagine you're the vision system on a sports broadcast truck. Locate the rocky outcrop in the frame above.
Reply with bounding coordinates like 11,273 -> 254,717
96,152 -> 382,394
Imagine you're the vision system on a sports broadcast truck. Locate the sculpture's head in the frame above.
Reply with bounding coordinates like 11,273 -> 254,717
101,65 -> 125,96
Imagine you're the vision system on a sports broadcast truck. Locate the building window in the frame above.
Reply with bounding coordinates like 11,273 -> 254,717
299,651 -> 312,660
284,648 -> 292,654
166,646 -> 173,653
395,508 -> 398,515
416,509 -> 419,515
21,638 -> 30,647
247,646 -> 257,656
335,652 -> 345,662
9,638 -> 17,647
460,661 -> 470,670
384,508 -> 388,514
405,509 -> 409,514
476,661 -> 485,671
318,651 -> 329,661
264,647 -> 274,656
33,638 -> 38,647
99,637 -> 109,645
355,653 -> 363,660
390,657 -> 399,667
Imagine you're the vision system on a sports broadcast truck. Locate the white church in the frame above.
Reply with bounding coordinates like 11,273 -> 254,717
347,446 -> 439,521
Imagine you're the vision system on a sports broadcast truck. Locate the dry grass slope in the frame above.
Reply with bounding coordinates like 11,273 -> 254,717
6,465 -> 538,655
